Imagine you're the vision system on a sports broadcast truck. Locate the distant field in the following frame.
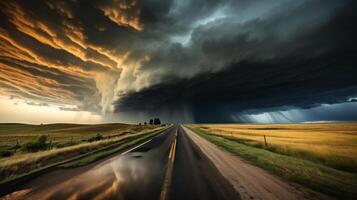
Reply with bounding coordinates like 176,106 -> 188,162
0,123 -> 148,148
195,123 -> 357,172
188,123 -> 357,198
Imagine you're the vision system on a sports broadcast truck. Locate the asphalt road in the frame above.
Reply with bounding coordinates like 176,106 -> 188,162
170,126 -> 239,200
0,125 -> 239,200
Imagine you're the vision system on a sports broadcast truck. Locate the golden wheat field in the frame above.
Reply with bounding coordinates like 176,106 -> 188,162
194,123 -> 357,171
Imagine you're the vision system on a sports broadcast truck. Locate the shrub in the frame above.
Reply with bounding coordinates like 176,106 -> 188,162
22,135 -> 48,152
88,133 -> 103,142
0,149 -> 13,157
94,133 -> 103,140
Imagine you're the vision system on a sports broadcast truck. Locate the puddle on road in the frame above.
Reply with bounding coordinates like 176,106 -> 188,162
20,155 -> 164,200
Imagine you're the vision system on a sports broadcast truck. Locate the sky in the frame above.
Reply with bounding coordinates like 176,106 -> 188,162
0,0 -> 356,124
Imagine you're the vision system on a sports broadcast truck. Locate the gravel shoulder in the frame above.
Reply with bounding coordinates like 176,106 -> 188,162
182,126 -> 332,200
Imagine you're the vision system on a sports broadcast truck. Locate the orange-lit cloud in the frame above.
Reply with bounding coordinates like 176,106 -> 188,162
0,28 -> 93,79
1,1 -> 130,71
0,1 -> 139,113
0,62 -> 79,104
45,0 -> 75,19
99,0 -> 143,31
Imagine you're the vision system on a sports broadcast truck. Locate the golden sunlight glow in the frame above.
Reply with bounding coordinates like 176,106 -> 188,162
0,97 -> 102,124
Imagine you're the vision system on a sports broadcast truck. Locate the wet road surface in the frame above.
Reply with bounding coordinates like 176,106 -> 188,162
170,126 -> 239,200
0,125 -> 239,200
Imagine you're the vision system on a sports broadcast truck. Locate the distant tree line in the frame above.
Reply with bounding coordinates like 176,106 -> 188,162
141,118 -> 161,125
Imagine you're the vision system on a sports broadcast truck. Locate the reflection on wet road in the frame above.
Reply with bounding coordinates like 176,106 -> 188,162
6,126 -> 176,200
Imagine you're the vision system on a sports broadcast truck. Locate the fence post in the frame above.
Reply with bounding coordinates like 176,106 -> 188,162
264,135 -> 268,147
14,140 -> 19,153
49,137 -> 53,149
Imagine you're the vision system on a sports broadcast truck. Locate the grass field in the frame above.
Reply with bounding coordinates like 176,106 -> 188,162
194,123 -> 357,172
187,123 -> 357,198
0,123 -> 167,183
0,123 -> 146,148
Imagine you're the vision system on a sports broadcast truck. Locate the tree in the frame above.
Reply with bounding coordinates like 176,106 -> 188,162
149,119 -> 153,125
154,118 -> 161,125
144,121 -> 147,125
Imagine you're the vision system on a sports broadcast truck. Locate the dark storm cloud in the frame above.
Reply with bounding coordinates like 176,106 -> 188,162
115,0 -> 357,122
0,0 -> 356,123
133,0 -> 349,78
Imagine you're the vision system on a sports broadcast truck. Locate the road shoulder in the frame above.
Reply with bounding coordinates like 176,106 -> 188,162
182,126 -> 331,200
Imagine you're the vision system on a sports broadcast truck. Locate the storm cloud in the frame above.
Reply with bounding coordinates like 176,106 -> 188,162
0,0 -> 356,123
115,0 -> 357,122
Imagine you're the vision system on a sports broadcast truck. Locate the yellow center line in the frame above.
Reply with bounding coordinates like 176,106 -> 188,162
160,130 -> 177,200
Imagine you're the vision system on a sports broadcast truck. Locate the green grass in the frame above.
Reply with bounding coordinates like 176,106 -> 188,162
207,134 -> 357,173
61,128 -> 165,168
0,123 -> 161,160
194,123 -> 357,173
0,123 -> 154,149
187,126 -> 357,199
